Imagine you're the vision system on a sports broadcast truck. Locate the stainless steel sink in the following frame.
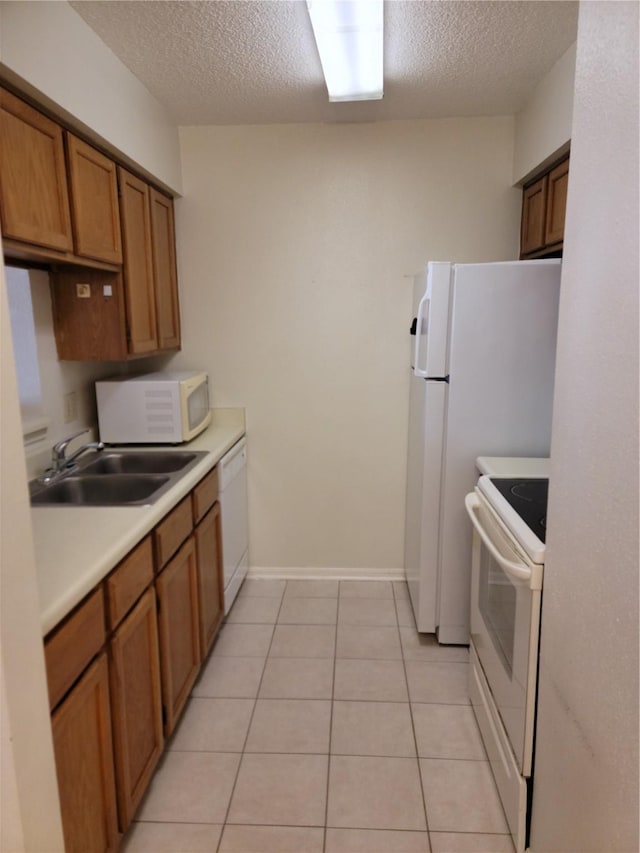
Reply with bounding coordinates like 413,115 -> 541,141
30,449 -> 208,506
81,451 -> 202,476
31,474 -> 171,506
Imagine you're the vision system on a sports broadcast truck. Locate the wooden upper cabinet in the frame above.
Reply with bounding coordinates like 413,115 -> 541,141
0,88 -> 73,251
66,133 -> 122,264
117,166 -> 158,354
544,158 -> 569,246
521,175 -> 548,256
51,653 -> 119,853
520,154 -> 570,258
150,189 -> 181,351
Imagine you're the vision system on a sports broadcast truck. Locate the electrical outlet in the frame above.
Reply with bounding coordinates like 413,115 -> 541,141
63,391 -> 78,424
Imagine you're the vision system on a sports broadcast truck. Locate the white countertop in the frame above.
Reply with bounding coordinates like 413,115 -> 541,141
32,413 -> 245,636
475,456 -> 550,478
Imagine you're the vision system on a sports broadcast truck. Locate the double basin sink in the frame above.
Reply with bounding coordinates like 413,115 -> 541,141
30,450 -> 208,507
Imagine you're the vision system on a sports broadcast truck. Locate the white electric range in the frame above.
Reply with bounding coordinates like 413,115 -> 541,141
466,457 -> 549,853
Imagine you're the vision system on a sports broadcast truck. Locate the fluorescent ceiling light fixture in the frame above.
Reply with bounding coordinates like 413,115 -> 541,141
307,0 -> 383,102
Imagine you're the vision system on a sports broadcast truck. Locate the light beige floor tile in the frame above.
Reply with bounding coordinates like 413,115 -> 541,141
420,758 -> 509,833
396,597 -> 417,627
405,661 -> 470,704
393,581 -> 411,601
334,659 -> 408,702
121,821 -> 223,852
338,597 -> 398,627
284,579 -> 340,598
193,656 -> 265,699
239,579 -> 286,598
245,699 -> 331,753
278,596 -> 338,624
430,832 -> 514,852
327,755 -> 426,831
137,751 -> 240,823
220,825 -> 324,852
412,703 -> 486,760
228,753 -> 328,826
269,624 -> 335,658
326,828 -> 431,852
339,580 -> 393,598
336,624 -> 402,659
212,623 -> 274,657
400,628 -> 469,663
259,657 -> 334,699
226,596 -> 282,624
331,701 -> 416,757
168,697 -> 254,752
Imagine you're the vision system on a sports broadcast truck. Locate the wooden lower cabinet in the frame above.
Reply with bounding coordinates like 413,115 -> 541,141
109,588 -> 163,830
156,537 -> 201,736
51,653 -> 119,853
195,503 -> 224,658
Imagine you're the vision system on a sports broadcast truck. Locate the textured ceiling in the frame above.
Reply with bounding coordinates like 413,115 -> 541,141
70,0 -> 578,126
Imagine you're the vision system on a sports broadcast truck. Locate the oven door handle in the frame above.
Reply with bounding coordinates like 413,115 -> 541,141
465,493 -> 533,583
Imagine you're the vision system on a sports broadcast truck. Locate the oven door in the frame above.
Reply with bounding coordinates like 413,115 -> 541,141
465,490 -> 542,776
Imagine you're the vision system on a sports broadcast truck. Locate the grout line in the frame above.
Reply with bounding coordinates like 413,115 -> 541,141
322,583 -> 341,853
393,580 -> 432,841
213,587 -> 285,853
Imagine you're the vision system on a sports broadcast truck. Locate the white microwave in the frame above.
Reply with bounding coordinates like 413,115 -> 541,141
96,371 -> 212,444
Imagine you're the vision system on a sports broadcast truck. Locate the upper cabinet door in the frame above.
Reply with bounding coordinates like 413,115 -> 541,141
150,189 -> 181,351
0,88 -> 73,251
118,166 -> 158,354
520,175 -> 548,256
544,158 -> 570,247
66,133 -> 122,264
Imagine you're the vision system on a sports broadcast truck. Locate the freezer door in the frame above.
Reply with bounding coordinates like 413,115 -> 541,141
437,260 -> 561,645
404,376 -> 447,632
411,262 -> 451,377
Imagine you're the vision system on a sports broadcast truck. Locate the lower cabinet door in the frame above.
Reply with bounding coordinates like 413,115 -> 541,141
109,588 -> 164,830
51,653 -> 119,853
156,536 -> 201,735
195,502 -> 224,658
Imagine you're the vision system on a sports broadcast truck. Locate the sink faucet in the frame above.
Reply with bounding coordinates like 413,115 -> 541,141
52,429 -> 104,471
38,429 -> 105,483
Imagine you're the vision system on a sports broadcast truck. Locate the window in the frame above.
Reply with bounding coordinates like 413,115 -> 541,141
4,266 -> 49,444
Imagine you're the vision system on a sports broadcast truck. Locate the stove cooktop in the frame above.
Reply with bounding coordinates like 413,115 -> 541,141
489,478 -> 549,543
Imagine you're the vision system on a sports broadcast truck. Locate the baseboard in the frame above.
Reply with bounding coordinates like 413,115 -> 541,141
247,566 -> 406,582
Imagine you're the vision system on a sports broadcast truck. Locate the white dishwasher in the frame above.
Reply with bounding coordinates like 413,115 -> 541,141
218,437 -> 249,613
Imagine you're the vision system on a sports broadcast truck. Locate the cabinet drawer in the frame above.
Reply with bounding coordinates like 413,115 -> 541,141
45,587 -> 106,710
192,467 -> 219,524
154,496 -> 193,569
105,536 -> 154,629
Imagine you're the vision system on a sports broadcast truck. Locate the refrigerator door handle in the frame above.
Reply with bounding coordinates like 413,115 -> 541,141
413,292 -> 430,377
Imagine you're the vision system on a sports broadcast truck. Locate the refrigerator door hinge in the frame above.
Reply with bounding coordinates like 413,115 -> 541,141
425,375 -> 450,383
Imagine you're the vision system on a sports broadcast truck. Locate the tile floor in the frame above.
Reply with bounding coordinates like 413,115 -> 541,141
122,579 -> 514,853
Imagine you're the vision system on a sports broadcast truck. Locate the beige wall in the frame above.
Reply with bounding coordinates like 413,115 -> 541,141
173,118 -> 520,575
0,0 -> 182,193
513,42 -> 576,185
530,2 -> 639,850
0,263 -> 64,852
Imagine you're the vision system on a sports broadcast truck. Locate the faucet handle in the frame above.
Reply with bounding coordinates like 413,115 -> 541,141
52,429 -> 90,463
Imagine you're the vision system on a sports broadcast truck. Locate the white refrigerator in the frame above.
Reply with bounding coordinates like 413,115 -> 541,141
404,260 -> 561,644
